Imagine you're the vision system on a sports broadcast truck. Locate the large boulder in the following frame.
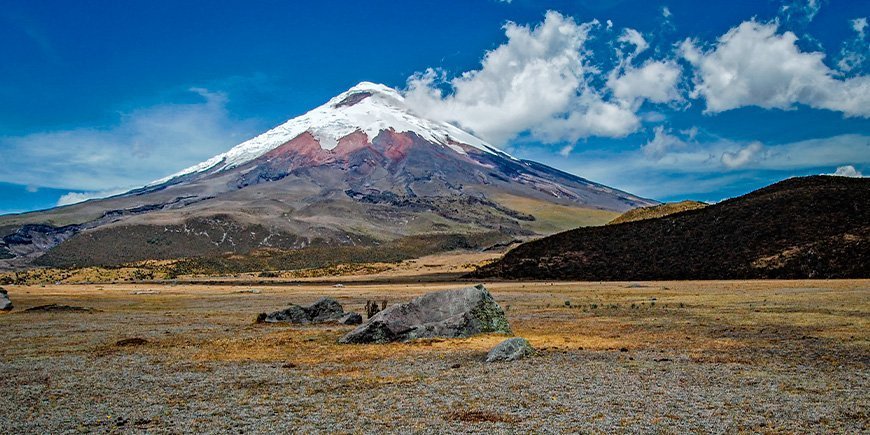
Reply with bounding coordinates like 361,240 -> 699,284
339,284 -> 511,344
0,288 -> 11,311
257,297 -> 360,324
486,337 -> 534,363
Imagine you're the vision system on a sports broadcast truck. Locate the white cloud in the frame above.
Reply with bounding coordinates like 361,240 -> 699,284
56,187 -> 133,206
403,11 -> 683,146
780,0 -> 822,25
618,28 -> 648,57
0,88 -> 260,191
607,60 -> 682,106
838,17 -> 868,73
642,125 -> 687,158
680,126 -> 699,141
829,165 -> 864,177
854,18 -> 868,37
721,141 -> 764,168
554,134 -> 870,198
681,20 -> 870,117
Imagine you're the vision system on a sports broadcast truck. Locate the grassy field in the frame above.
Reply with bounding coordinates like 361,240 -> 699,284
1,270 -> 867,432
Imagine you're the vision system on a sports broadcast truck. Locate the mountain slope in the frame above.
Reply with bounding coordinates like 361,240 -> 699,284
0,82 -> 654,270
474,176 -> 869,280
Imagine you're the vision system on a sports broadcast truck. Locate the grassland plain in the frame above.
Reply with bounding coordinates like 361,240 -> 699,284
0,276 -> 867,433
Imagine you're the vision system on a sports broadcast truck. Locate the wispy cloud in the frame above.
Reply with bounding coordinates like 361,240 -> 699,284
558,133 -> 870,198
0,88 -> 261,192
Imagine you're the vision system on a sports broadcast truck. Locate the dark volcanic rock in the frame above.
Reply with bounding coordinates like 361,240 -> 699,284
115,338 -> 149,347
24,304 -> 94,313
486,337 -> 534,362
337,312 -> 363,325
0,288 -> 11,311
258,297 -> 360,324
474,176 -> 870,280
339,284 -> 512,344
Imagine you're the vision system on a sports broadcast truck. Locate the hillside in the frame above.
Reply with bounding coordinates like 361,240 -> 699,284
608,200 -> 708,225
474,176 -> 869,280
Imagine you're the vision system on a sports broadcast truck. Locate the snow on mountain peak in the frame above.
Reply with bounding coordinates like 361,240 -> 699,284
152,82 -> 509,185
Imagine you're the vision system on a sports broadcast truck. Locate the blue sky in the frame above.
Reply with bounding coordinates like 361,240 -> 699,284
0,0 -> 867,214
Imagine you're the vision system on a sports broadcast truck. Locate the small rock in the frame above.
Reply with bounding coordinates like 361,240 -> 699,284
337,312 -> 362,325
115,338 -> 149,347
0,288 -> 12,311
620,347 -> 629,352
486,337 -> 534,363
236,289 -> 261,294
450,363 -> 461,369
131,290 -> 160,295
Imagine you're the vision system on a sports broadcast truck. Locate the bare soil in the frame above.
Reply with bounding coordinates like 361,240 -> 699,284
1,278 -> 867,433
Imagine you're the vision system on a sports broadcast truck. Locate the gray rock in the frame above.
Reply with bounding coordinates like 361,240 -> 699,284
486,337 -> 534,362
337,312 -> 363,325
0,288 -> 11,311
339,284 -> 511,344
257,297 -> 360,324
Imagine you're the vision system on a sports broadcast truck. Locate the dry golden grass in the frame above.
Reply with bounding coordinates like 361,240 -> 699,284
492,193 -> 619,233
3,279 -> 866,370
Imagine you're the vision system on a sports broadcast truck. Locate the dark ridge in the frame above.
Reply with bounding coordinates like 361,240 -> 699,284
473,176 -> 870,280
333,91 -> 372,108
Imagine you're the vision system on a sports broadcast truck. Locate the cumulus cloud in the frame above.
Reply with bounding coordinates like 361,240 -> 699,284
681,20 -> 870,117
829,165 -> 864,177
404,11 -> 679,146
607,60 -> 682,106
0,88 -> 260,191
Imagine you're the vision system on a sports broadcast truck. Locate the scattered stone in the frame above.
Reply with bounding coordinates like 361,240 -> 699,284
333,284 -> 344,288
0,288 -> 12,311
340,284 -> 512,344
115,337 -> 149,347
337,312 -> 363,325
486,337 -> 535,363
24,304 -> 94,313
257,297 -> 361,324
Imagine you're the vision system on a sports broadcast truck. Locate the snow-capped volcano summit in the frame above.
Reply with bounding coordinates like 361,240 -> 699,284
154,82 -> 508,185
1,82 -> 655,270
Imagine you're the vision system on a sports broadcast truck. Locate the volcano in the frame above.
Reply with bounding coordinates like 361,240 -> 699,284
0,82 -> 654,270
